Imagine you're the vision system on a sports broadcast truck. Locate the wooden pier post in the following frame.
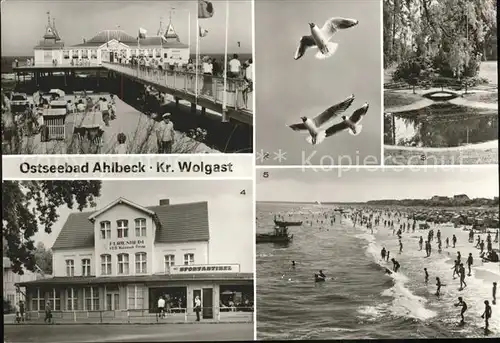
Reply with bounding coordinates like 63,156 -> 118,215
201,107 -> 206,116
191,103 -> 196,113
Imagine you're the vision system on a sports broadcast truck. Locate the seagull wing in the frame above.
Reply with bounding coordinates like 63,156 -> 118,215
288,123 -> 308,131
313,94 -> 355,127
320,17 -> 340,40
325,121 -> 349,137
294,35 -> 316,60
349,104 -> 369,124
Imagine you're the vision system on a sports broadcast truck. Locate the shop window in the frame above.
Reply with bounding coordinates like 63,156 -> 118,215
148,287 -> 186,313
63,51 -> 69,59
219,285 -> 254,312
84,286 -> 99,310
135,218 -> 146,237
66,288 -> 78,310
100,221 -> 111,239
117,253 -> 129,274
117,219 -> 128,238
135,252 -> 147,274
164,254 -> 175,272
183,253 -> 194,266
127,284 -> 145,310
66,259 -> 74,276
48,289 -> 61,311
101,254 -> 112,275
31,288 -> 44,311
82,258 -> 91,276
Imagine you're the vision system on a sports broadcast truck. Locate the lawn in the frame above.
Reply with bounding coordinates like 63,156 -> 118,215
384,91 -> 423,108
3,323 -> 254,343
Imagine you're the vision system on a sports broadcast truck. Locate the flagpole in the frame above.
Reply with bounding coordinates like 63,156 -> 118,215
196,15 -> 200,97
222,0 -> 229,116
188,11 -> 191,56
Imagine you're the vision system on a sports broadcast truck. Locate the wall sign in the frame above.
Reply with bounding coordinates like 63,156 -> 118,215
108,240 -> 146,251
169,264 -> 240,274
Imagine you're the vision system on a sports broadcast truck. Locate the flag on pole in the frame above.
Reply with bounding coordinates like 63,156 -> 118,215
198,0 -> 214,18
199,25 -> 208,38
138,27 -> 147,39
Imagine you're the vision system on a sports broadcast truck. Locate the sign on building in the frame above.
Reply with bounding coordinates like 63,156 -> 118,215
169,264 -> 240,274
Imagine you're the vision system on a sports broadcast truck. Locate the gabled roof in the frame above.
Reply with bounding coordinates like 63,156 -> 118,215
88,197 -> 155,221
51,200 -> 210,250
87,30 -> 137,44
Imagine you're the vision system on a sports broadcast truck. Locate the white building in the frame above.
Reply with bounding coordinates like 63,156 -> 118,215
33,13 -> 190,67
18,198 -> 253,320
3,258 -> 43,307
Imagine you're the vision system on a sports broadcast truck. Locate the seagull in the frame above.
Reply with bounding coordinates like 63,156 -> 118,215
294,17 -> 359,60
288,94 -> 355,145
325,103 -> 370,137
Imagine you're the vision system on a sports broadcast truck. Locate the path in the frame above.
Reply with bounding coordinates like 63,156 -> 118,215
3,323 -> 254,343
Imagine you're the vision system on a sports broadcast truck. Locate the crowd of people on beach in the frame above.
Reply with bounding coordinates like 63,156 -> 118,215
353,209 -> 498,334
272,206 -> 498,335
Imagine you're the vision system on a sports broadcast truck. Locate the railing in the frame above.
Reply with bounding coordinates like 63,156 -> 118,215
17,307 -> 254,324
102,62 -> 253,112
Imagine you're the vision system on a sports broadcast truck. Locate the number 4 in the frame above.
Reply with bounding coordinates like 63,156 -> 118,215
240,190 -> 246,195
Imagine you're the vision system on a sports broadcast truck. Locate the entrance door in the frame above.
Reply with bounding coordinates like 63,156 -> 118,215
110,52 -> 115,63
106,292 -> 120,310
202,288 -> 213,319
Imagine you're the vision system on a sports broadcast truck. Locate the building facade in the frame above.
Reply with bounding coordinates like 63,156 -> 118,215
18,198 -> 253,320
3,258 -> 43,307
33,14 -> 190,67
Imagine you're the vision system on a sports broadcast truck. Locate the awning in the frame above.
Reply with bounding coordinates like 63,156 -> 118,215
16,272 -> 254,287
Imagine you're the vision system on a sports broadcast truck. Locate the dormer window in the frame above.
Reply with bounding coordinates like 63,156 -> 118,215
100,221 -> 111,239
135,218 -> 146,237
117,220 -> 129,238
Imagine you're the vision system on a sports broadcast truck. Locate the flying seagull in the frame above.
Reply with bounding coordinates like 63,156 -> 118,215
294,17 -> 359,60
324,103 -> 370,138
288,94 -> 355,145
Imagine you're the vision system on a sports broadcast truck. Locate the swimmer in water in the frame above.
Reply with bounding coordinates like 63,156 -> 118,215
391,258 -> 400,273
386,251 -> 390,262
292,260 -> 296,268
381,247 -> 386,260
435,277 -> 445,296
493,282 -> 497,305
424,268 -> 429,283
318,270 -> 326,279
454,297 -> 467,324
481,300 -> 492,332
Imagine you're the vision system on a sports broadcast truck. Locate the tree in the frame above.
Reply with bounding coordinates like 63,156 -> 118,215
2,181 -> 101,275
34,242 -> 53,275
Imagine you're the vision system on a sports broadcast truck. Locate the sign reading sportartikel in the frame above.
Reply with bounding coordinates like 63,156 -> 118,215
108,240 -> 146,251
169,264 -> 240,274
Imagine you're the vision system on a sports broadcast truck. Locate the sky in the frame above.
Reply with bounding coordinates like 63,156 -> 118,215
1,1 -> 204,56
197,0 -> 252,54
255,0 -> 382,165
257,167 -> 499,203
33,180 -> 254,273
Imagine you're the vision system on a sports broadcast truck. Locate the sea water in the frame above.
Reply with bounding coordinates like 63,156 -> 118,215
256,202 -> 500,340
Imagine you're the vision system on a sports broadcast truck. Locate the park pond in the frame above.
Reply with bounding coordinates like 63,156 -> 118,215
384,96 -> 498,148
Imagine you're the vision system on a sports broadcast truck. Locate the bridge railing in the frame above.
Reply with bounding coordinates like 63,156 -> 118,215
102,62 -> 252,112
16,306 -> 254,324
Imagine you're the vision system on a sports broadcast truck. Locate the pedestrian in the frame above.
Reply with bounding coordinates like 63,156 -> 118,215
454,297 -> 467,324
466,253 -> 473,276
493,282 -> 497,305
194,295 -> 202,322
155,113 -> 175,153
158,295 -> 165,318
44,301 -> 52,324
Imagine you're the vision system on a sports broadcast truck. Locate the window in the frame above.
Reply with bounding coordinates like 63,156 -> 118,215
100,221 -> 111,239
183,253 -> 194,266
135,252 -> 147,274
31,288 -> 44,311
164,254 -> 175,272
82,50 -> 88,58
91,50 -> 97,59
127,284 -> 144,309
49,289 -> 61,311
101,254 -> 112,275
156,50 -> 161,58
66,288 -> 78,310
117,220 -> 129,238
72,50 -> 79,58
84,286 -> 99,310
63,50 -> 69,59
66,259 -> 74,276
82,259 -> 91,276
135,218 -> 146,237
117,253 -> 129,274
